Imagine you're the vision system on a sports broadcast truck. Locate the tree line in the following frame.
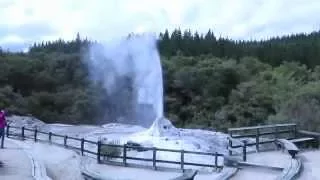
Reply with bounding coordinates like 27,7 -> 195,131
1,29 -> 320,132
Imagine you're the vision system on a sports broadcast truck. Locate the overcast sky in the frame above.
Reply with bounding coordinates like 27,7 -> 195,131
1,0 -> 320,51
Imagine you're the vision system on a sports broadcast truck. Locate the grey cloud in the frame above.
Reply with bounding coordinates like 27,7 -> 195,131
0,23 -> 57,39
1,0 -> 320,51
244,11 -> 320,39
192,0 -> 320,40
0,42 -> 29,52
182,5 -> 200,25
0,22 -> 58,51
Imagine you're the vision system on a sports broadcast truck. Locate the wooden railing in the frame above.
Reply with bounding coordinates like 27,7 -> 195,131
6,125 -> 224,171
6,125 -> 98,156
227,123 -> 297,161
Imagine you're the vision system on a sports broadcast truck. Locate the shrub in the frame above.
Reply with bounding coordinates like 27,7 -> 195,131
101,140 -> 122,160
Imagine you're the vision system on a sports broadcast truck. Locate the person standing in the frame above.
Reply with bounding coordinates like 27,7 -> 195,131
0,110 -> 6,148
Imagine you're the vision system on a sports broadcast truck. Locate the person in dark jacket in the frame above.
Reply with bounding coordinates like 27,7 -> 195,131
0,110 -> 7,148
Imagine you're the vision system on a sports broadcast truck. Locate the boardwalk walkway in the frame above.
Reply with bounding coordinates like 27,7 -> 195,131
0,140 -> 34,180
299,150 -> 320,180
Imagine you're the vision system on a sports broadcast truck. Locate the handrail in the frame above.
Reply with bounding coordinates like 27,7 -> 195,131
228,123 -> 297,155
5,125 -> 223,171
298,130 -> 320,137
228,123 -> 296,131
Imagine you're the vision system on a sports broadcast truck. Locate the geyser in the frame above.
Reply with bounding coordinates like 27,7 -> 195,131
86,34 -> 231,170
88,33 -> 177,135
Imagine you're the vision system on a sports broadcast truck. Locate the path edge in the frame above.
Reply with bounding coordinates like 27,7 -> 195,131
7,139 -> 52,180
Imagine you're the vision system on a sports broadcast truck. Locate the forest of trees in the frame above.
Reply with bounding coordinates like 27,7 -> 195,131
1,29 -> 320,132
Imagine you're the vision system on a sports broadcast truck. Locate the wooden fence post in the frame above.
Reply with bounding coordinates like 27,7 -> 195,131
34,129 -> 38,142
243,140 -> 247,162
81,138 -> 84,156
256,128 -> 260,152
215,152 -> 218,170
181,150 -> 185,172
21,126 -> 25,140
294,125 -> 297,138
123,144 -> 127,166
6,125 -> 9,138
228,138 -> 232,155
49,132 -> 52,144
64,136 -> 68,147
97,141 -> 101,164
153,147 -> 157,170
275,126 -> 279,139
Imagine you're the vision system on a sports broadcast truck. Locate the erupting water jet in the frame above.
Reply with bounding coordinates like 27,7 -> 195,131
88,33 -> 177,136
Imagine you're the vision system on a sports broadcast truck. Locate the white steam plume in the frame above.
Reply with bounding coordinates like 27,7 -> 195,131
86,33 -> 163,128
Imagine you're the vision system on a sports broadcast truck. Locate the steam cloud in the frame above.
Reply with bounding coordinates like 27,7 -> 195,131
86,33 -> 164,128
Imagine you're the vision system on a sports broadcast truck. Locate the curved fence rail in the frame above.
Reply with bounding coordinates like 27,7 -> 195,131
5,125 -> 224,171
227,123 -> 298,161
